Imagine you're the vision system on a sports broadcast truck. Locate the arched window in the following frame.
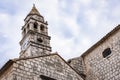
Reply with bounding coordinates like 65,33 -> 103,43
102,48 -> 111,58
34,22 -> 38,29
27,24 -> 29,29
40,25 -> 44,31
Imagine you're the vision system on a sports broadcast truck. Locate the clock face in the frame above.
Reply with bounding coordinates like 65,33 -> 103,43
22,38 -> 28,51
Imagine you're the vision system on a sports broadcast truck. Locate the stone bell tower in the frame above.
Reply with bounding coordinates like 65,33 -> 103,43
19,5 -> 52,58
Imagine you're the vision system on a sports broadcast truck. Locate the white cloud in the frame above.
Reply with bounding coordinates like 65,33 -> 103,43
80,0 -> 92,5
84,10 -> 99,27
1,0 -> 120,68
61,16 -> 81,37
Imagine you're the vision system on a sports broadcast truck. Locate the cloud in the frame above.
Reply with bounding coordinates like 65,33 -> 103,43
1,0 -> 120,68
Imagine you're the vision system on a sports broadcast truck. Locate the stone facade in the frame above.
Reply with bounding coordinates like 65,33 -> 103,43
68,25 -> 120,80
68,57 -> 85,78
0,54 -> 83,80
82,26 -> 120,80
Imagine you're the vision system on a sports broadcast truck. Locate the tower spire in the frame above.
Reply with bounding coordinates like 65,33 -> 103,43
33,3 -> 35,7
28,4 -> 40,16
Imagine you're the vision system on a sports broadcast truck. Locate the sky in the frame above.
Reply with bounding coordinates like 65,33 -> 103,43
0,0 -> 120,68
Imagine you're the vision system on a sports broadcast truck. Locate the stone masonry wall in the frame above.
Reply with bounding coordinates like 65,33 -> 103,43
68,57 -> 86,79
0,54 -> 83,80
68,57 -> 85,76
83,29 -> 120,80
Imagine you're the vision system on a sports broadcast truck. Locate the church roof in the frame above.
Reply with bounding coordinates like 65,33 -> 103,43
28,4 -> 41,16
81,24 -> 120,57
24,4 -> 43,21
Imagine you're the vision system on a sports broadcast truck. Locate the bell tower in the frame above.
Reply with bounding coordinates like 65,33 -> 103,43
19,5 -> 52,58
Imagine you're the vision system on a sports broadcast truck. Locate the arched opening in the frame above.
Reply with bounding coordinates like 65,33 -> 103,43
34,22 -> 38,29
102,48 -> 111,58
27,24 -> 29,29
40,25 -> 44,31
40,75 -> 56,80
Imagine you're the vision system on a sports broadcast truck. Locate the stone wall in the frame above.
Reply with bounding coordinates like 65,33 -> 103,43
0,54 -> 83,80
20,31 -> 51,58
68,57 -> 85,79
83,29 -> 120,80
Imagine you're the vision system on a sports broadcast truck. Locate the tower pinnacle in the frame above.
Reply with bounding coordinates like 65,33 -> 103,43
28,4 -> 40,16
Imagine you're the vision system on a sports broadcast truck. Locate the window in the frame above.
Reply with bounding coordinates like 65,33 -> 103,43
40,25 -> 44,31
67,60 -> 71,64
27,24 -> 29,29
40,75 -> 56,80
34,22 -> 38,29
23,28 -> 26,34
102,48 -> 111,58
37,38 -> 43,43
